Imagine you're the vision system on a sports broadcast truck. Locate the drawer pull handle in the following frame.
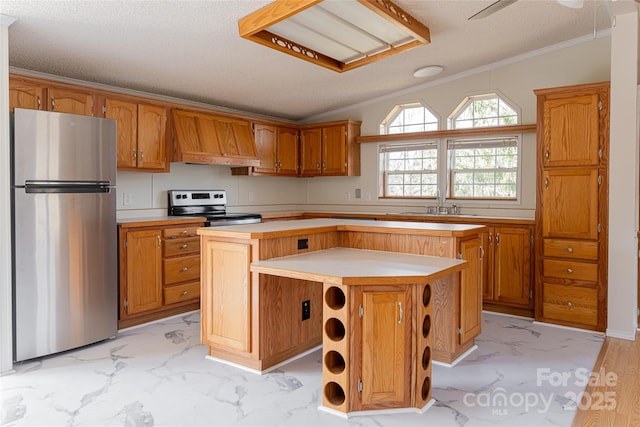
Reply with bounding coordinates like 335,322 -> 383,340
182,267 -> 188,272
567,268 -> 573,274
567,302 -> 573,307
182,291 -> 189,296
182,230 -> 188,235
567,247 -> 573,253
181,244 -> 188,249
398,301 -> 403,325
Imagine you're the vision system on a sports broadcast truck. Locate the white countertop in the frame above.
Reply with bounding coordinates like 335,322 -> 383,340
251,247 -> 467,285
198,218 -> 486,239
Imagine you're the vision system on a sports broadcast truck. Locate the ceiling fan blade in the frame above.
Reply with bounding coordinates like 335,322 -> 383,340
468,0 -> 519,20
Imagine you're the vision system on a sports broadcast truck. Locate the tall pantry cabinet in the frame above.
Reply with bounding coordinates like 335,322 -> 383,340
534,82 -> 609,332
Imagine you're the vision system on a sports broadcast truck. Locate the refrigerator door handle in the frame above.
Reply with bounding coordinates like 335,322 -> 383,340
24,182 -> 113,194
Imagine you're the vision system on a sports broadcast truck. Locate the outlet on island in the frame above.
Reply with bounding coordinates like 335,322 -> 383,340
297,238 -> 309,250
301,300 -> 311,321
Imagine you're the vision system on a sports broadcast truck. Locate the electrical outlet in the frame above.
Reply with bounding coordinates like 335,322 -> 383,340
355,188 -> 361,199
123,193 -> 133,206
344,191 -> 351,201
365,191 -> 372,201
298,238 -> 309,250
248,191 -> 254,202
301,300 -> 310,321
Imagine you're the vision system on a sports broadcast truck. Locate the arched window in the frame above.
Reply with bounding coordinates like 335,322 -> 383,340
380,102 -> 438,134
449,94 -> 518,129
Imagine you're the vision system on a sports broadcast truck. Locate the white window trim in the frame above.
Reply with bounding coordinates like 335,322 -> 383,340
447,92 -> 521,130
377,134 -> 523,206
379,101 -> 440,135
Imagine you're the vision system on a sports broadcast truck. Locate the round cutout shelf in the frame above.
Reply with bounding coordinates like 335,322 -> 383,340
421,376 -> 431,401
422,346 -> 431,370
324,382 -> 346,406
325,318 -> 346,341
324,350 -> 346,374
422,314 -> 431,338
325,286 -> 346,310
422,284 -> 431,307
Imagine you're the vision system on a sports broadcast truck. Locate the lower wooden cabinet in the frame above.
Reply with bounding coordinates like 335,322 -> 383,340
482,225 -> 534,314
118,220 -> 204,328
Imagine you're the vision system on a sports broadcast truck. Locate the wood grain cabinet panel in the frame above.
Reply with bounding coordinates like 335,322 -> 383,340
47,87 -> 94,116
535,81 -> 609,332
355,286 -> 412,410
542,93 -> 600,167
118,220 -> 203,329
252,124 -> 299,176
459,237 -> 482,342
105,99 -> 168,171
542,168 -> 599,240
9,79 -> 44,111
201,240 -> 252,352
299,121 -> 361,177
124,229 -> 163,315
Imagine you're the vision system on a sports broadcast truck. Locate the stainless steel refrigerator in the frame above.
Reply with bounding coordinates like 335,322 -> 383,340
11,108 -> 118,362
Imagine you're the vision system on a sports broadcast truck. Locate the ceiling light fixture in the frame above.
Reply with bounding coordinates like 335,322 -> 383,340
413,65 -> 443,78
238,0 -> 431,73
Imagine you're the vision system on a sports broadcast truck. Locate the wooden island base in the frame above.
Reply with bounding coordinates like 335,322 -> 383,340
198,219 -> 486,416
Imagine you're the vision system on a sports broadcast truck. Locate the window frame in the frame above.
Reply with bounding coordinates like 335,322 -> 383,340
379,102 -> 440,135
448,93 -> 520,130
377,134 -> 522,204
446,136 -> 521,201
378,140 -> 440,199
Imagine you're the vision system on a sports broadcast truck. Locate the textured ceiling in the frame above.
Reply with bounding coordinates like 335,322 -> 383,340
0,0 -> 629,121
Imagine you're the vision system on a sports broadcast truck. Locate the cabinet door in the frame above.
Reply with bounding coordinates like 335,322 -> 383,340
299,128 -> 322,176
137,104 -> 167,170
322,125 -> 347,175
105,99 -> 138,169
481,227 -> 495,301
47,87 -> 94,116
359,286 -> 411,409
276,127 -> 299,176
214,116 -> 258,159
542,93 -> 601,167
459,238 -> 482,343
201,240 -> 251,352
252,124 -> 278,175
542,168 -> 599,239
125,229 -> 163,315
494,227 -> 532,307
9,80 -> 44,111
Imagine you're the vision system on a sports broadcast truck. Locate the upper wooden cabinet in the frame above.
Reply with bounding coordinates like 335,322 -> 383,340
10,76 -> 94,116
300,120 -> 361,177
172,109 -> 260,167
539,91 -> 602,167
104,98 -> 168,171
252,124 -> 299,176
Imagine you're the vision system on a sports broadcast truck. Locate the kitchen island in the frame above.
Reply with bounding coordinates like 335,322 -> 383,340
197,219 -> 486,415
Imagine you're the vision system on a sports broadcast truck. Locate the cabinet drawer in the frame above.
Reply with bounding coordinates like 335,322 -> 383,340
543,239 -> 598,260
163,226 -> 199,239
164,236 -> 199,257
542,283 -> 598,326
543,259 -> 597,282
164,281 -> 200,305
164,255 -> 200,285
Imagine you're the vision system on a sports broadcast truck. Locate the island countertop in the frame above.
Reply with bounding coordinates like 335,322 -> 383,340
197,218 -> 486,239
251,247 -> 467,286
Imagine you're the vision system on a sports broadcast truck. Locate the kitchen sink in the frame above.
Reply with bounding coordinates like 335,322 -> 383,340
386,212 -> 478,217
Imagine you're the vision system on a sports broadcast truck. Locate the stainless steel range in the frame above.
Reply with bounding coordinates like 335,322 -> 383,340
168,190 -> 261,226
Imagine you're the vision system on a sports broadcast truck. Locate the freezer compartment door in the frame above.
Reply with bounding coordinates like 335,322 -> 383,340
13,189 -> 117,361
12,108 -> 116,185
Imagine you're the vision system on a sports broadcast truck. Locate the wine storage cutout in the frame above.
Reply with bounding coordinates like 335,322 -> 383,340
422,314 -> 431,338
325,350 -> 346,374
422,284 -> 431,307
325,318 -> 345,341
325,286 -> 346,310
421,377 -> 431,401
325,382 -> 346,406
421,346 -> 431,369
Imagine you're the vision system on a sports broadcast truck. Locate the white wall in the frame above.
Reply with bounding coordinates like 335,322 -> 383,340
607,7 -> 639,339
302,36 -> 611,218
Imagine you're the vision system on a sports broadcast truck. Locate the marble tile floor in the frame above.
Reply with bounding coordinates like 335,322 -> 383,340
1,311 -> 604,427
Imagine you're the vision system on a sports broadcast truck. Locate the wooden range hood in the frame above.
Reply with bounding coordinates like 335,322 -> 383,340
172,109 -> 261,166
